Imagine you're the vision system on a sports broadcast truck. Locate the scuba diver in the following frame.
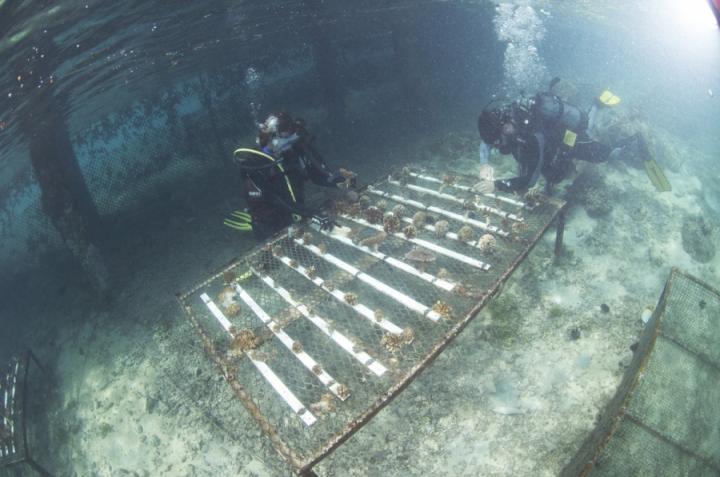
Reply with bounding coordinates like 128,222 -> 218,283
476,79 -> 622,194
225,112 -> 347,239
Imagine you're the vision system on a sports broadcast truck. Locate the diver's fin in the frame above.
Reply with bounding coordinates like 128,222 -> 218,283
598,90 -> 621,106
231,210 -> 252,221
643,159 -> 672,192
223,218 -> 253,231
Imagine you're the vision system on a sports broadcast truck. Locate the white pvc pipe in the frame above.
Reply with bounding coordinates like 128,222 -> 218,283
340,215 -> 491,271
250,358 -> 317,426
235,285 -> 348,400
408,171 -> 529,209
202,294 -> 319,424
201,293 -> 233,332
257,274 -> 387,376
276,256 -> 404,335
388,179 -> 523,222
426,205 -> 508,237
366,186 -> 508,237
296,240 -> 442,322
323,229 -> 456,292
401,217 -> 486,251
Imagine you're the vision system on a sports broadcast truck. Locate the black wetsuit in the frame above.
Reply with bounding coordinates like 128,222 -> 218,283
240,139 -> 340,239
494,93 -> 611,193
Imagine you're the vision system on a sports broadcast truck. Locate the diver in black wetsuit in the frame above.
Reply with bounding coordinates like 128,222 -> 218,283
476,81 -> 615,194
232,112 -> 346,240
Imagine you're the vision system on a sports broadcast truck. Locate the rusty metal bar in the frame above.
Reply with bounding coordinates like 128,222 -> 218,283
554,208 -> 566,259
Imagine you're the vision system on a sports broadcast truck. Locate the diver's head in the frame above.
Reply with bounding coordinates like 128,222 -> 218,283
478,108 -> 515,154
258,112 -> 300,154
259,112 -> 293,139
478,108 -> 504,145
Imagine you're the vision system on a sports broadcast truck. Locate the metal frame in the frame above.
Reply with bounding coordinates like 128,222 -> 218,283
0,351 -> 52,477
562,267 -> 720,476
178,167 -> 566,475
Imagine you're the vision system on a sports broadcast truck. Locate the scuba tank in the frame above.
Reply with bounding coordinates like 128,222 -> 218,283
533,92 -> 588,133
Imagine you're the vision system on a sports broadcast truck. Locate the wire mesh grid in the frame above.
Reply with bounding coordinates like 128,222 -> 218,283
179,165 -> 565,474
622,272 -> 720,472
77,109 -> 227,218
563,269 -> 720,477
0,355 -> 25,467
0,352 -> 54,477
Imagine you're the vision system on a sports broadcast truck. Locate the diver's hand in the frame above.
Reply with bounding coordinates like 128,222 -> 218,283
311,214 -> 335,231
326,173 -> 346,187
478,164 -> 495,181
473,178 -> 495,194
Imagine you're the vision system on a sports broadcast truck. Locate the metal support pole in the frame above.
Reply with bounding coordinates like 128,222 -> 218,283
13,33 -> 109,294
554,210 -> 565,259
303,0 -> 345,131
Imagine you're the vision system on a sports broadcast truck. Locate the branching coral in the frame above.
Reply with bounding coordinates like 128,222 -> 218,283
402,224 -> 417,239
412,211 -> 427,228
373,308 -> 384,322
383,213 -> 400,234
230,329 -> 259,353
434,220 -> 450,238
477,234 -> 497,253
432,300 -> 453,319
364,206 -> 383,224
344,293 -> 358,306
457,225 -> 475,242
382,327 -> 415,352
391,204 -> 406,219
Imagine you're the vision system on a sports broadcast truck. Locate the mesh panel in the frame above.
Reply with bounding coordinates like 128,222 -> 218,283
0,83 -> 238,274
591,420 -> 718,477
563,270 -> 720,477
660,277 -> 720,368
626,340 -> 720,466
75,90 -> 234,218
179,165 -> 564,473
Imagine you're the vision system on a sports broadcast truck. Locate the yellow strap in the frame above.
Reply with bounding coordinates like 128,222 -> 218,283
233,148 -> 297,203
563,130 -> 578,147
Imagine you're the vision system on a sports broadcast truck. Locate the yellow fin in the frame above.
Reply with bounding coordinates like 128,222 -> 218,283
223,219 -> 253,231
599,90 -> 621,106
643,159 -> 671,192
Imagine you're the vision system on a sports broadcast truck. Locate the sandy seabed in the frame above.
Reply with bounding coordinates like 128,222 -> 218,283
3,125 -> 718,477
